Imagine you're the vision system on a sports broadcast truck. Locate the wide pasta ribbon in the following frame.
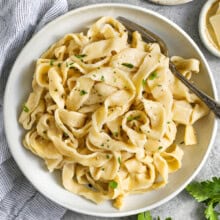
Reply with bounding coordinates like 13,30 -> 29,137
19,16 -> 209,209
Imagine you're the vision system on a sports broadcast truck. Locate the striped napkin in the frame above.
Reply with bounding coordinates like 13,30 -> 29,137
0,1 -> 68,219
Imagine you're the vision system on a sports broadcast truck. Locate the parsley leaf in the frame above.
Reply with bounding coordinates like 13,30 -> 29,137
118,157 -> 121,164
109,181 -> 118,189
101,75 -> 105,81
137,211 -> 172,220
137,211 -> 152,220
75,54 -> 87,59
63,132 -> 69,138
186,177 -> 220,203
142,79 -> 147,87
205,201 -> 219,220
122,63 -> 134,68
50,59 -> 54,66
23,105 -> 29,112
186,177 -> 220,220
113,131 -> 118,137
79,90 -> 88,96
149,72 -> 158,80
127,115 -> 141,122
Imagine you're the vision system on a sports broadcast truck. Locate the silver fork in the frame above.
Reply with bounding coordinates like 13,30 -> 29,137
118,16 -> 220,118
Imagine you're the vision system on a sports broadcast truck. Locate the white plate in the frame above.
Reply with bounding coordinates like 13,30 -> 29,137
3,3 -> 218,217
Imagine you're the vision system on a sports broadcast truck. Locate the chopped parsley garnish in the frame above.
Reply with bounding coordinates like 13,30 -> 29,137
65,62 -> 75,69
109,180 -> 118,189
101,167 -> 105,171
106,154 -> 110,159
101,143 -> 104,147
57,63 -> 61,68
167,121 -> 171,124
127,116 -> 133,121
79,90 -> 88,96
63,133 -> 68,138
180,141 -> 184,145
23,105 -> 29,113
149,72 -> 158,80
118,157 -> 121,164
113,131 -> 118,137
49,59 -> 54,66
142,79 -> 147,87
158,146 -> 163,150
69,66 -> 77,70
121,63 -> 134,68
127,115 -> 141,122
100,75 -> 105,81
75,54 -> 87,59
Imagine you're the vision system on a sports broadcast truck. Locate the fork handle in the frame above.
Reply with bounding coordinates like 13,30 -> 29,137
169,62 -> 220,118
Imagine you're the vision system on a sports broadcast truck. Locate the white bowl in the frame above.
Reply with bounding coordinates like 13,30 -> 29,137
149,0 -> 192,5
199,0 -> 220,57
3,3 -> 218,217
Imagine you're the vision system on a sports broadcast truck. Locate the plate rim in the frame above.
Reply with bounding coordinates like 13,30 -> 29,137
3,3 -> 218,217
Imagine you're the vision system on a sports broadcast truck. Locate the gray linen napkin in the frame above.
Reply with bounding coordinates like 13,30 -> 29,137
0,0 -> 68,219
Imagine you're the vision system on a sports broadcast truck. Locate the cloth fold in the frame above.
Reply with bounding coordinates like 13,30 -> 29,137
0,0 -> 68,219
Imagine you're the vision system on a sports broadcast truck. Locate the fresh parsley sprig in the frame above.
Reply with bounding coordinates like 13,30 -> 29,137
186,177 -> 220,220
137,211 -> 172,220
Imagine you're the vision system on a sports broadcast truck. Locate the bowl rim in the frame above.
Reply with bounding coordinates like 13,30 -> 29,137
148,0 -> 193,6
3,3 -> 218,217
199,0 -> 220,57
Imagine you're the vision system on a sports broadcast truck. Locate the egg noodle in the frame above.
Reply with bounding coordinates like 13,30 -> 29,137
19,17 -> 208,209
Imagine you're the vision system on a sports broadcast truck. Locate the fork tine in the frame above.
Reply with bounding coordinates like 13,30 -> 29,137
117,16 -> 168,56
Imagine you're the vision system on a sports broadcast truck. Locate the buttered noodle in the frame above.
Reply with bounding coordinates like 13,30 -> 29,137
19,17 -> 208,209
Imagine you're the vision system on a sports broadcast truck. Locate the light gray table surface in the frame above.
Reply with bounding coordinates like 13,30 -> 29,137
61,0 -> 220,220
